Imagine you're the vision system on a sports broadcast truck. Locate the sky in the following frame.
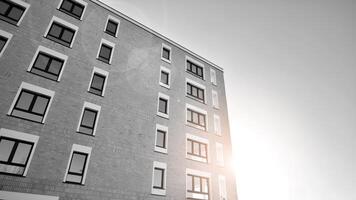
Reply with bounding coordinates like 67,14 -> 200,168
100,0 -> 356,199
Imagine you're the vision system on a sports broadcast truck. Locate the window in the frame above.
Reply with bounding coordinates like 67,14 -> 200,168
218,175 -> 227,200
104,15 -> 120,37
27,46 -> 68,81
157,93 -> 169,119
97,39 -> 115,64
151,161 -> 167,196
212,90 -> 219,108
0,128 -> 38,176
88,67 -> 109,96
159,66 -> 170,89
186,134 -> 209,163
77,102 -> 101,136
186,169 -> 210,200
8,82 -> 55,123
214,114 -> 222,136
210,68 -> 217,85
161,43 -> 171,63
44,16 -> 78,48
0,0 -> 30,26
58,0 -> 87,20
0,29 -> 12,57
186,56 -> 204,80
216,142 -> 224,166
186,78 -> 206,103
186,104 -> 207,131
64,144 -> 91,185
154,124 -> 168,154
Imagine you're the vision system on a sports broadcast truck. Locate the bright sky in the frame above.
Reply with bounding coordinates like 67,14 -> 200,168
100,0 -> 356,199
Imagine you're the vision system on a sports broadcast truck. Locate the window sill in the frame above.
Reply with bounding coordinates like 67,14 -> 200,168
151,188 -> 166,196
154,147 -> 168,154
159,82 -> 170,89
44,36 -> 72,48
57,9 -> 82,21
186,70 -> 205,81
0,171 -> 26,177
88,91 -> 104,97
186,123 -> 207,132
157,112 -> 169,119
97,58 -> 111,65
27,71 -> 60,82
76,131 -> 95,137
105,31 -> 118,38
7,114 -> 44,125
186,95 -> 206,105
161,57 -> 171,64
63,181 -> 85,186
186,156 -> 208,164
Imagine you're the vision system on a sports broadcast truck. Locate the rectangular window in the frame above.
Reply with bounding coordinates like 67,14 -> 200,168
151,161 -> 167,196
214,114 -> 222,136
159,66 -> 170,89
161,43 -> 171,63
186,134 -> 209,163
0,36 -> 7,52
154,124 -> 168,154
59,0 -> 86,20
0,0 -> 30,26
216,142 -> 224,166
186,172 -> 210,200
88,67 -> 109,96
0,29 -> 12,57
77,102 -> 101,136
186,107 -> 207,131
0,128 -> 39,176
44,16 -> 78,48
64,144 -> 91,185
218,175 -> 227,200
157,93 -> 169,119
186,56 -> 204,80
187,82 -> 205,103
8,82 -> 55,123
104,15 -> 120,37
212,90 -> 219,108
210,68 -> 217,85
97,39 -> 115,64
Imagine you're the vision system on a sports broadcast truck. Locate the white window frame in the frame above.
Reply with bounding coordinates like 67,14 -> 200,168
218,175 -> 227,200
186,168 -> 211,200
57,0 -> 88,20
0,191 -> 59,200
216,142 -> 224,166
0,29 -> 13,57
7,82 -> 55,123
96,38 -> 115,64
5,0 -> 31,26
87,67 -> 109,96
27,45 -> 69,81
104,15 -> 121,37
214,114 -> 222,136
154,124 -> 168,154
186,78 -> 207,104
185,55 -> 205,80
185,103 -> 208,131
157,92 -> 170,119
159,66 -> 171,89
210,68 -> 217,85
151,161 -> 167,196
44,16 -> 79,48
186,133 -> 209,163
0,128 -> 39,176
161,43 -> 172,64
212,90 -> 219,109
76,101 -> 101,136
63,144 -> 92,185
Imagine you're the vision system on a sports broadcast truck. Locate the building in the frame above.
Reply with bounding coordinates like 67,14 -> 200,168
0,0 -> 237,199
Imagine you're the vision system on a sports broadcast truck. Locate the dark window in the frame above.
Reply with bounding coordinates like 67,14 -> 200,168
158,98 -> 168,114
0,137 -> 34,176
187,60 -> 204,79
59,0 -> 85,20
187,174 -> 209,196
0,35 -> 8,53
187,109 -> 206,130
78,108 -> 98,135
31,52 -> 64,81
162,47 -> 170,61
156,129 -> 166,149
11,90 -> 51,123
98,44 -> 112,64
187,83 -> 205,102
105,19 -> 118,37
89,73 -> 106,96
153,167 -> 165,189
0,0 -> 26,25
160,70 -> 169,86
65,152 -> 88,184
187,139 -> 207,160
46,22 -> 75,47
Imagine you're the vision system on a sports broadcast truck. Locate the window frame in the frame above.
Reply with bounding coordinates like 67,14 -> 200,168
157,92 -> 169,119
186,133 -> 209,163
44,16 -> 79,48
216,142 -> 224,166
76,101 -> 101,136
0,0 -> 30,26
57,0 -> 88,20
186,168 -> 211,200
7,82 -> 55,123
27,45 -> 68,81
185,56 -> 205,80
87,67 -> 109,97
210,68 -> 217,85
96,38 -> 115,64
154,124 -> 168,154
151,161 -> 167,196
0,29 -> 13,57
161,43 -> 172,64
212,90 -> 219,109
159,66 -> 171,89
186,78 -> 206,104
214,114 -> 222,136
63,144 -> 92,185
186,103 -> 208,131
104,15 -> 120,37
0,128 -> 39,177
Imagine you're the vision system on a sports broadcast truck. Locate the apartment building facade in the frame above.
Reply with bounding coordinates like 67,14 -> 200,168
0,0 -> 237,199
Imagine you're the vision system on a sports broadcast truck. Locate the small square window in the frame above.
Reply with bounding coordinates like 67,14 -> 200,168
98,44 -> 112,63
77,102 -> 101,136
89,73 -> 105,96
157,93 -> 169,119
0,0 -> 29,26
59,0 -> 85,20
156,130 -> 166,148
151,161 -> 166,195
105,20 -> 118,37
158,98 -> 167,114
154,124 -> 168,154
161,71 -> 169,85
159,66 -> 170,89
161,44 -> 171,63
64,144 -> 91,185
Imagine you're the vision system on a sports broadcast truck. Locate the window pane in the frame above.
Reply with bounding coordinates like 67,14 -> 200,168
34,54 -> 50,70
192,87 -> 198,97
99,45 -> 112,60
193,142 -> 200,155
0,139 -> 15,162
192,112 -> 199,123
61,0 -> 72,11
199,115 -> 206,126
48,24 -> 62,38
153,168 -> 163,188
61,29 -> 74,43
162,48 -> 170,60
194,176 -> 201,192
156,130 -> 165,148
8,7 -> 24,21
201,144 -> 207,157
32,96 -> 49,115
159,98 -> 167,114
91,74 -> 105,90
72,5 -> 83,17
81,109 -> 97,128
0,2 -> 10,15
198,89 -> 204,99
187,175 -> 193,191
48,59 -> 63,75
12,142 -> 32,164
160,71 -> 169,85
202,178 -> 209,193
15,92 -> 34,110
69,153 -> 86,174
187,140 -> 192,153
106,20 -> 118,35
